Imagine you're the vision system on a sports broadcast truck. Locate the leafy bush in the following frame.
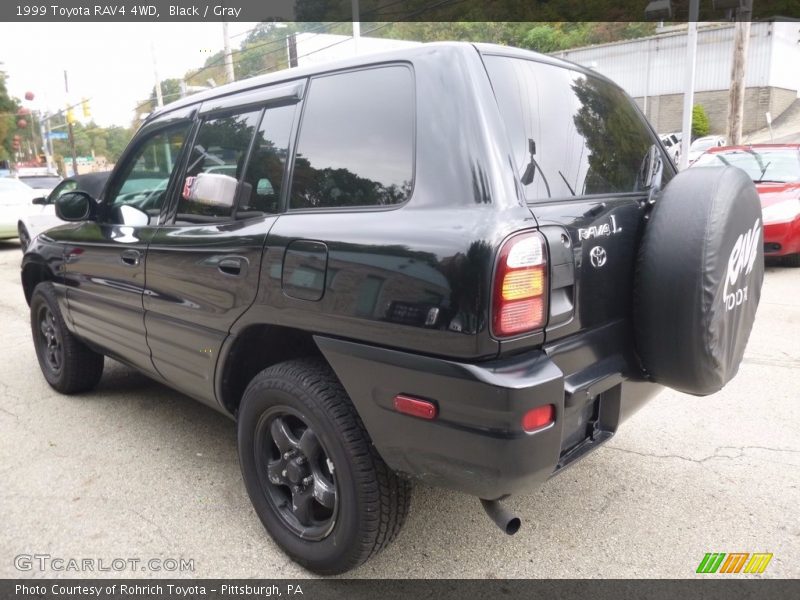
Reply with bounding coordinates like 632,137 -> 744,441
692,104 -> 710,139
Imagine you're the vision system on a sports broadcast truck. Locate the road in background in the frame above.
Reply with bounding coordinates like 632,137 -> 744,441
0,240 -> 798,578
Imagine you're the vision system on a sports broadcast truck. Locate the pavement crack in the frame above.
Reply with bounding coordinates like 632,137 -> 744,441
606,444 -> 800,465
130,509 -> 173,546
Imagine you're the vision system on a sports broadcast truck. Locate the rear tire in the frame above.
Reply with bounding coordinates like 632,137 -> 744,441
783,253 -> 800,268
237,358 -> 410,575
30,282 -> 104,394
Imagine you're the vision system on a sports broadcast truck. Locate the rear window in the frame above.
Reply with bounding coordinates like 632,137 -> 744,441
484,55 -> 664,201
290,65 -> 414,210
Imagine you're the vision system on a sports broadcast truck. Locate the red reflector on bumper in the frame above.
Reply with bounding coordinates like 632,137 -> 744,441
522,404 -> 555,432
394,395 -> 437,420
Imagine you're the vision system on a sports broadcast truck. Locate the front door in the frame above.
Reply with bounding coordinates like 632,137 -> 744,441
59,113 -> 193,375
143,97 -> 299,405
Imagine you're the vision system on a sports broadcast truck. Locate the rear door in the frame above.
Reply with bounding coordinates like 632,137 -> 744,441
482,53 -> 674,342
143,84 -> 301,405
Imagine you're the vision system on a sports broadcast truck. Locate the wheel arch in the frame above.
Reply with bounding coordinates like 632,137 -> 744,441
216,324 -> 325,416
21,257 -> 56,305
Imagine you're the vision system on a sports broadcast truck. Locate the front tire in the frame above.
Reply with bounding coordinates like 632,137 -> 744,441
18,223 -> 30,251
30,282 -> 104,394
237,358 -> 410,575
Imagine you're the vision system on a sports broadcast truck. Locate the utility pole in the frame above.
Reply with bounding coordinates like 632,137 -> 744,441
287,33 -> 298,68
222,21 -> 235,84
726,0 -> 753,146
352,0 -> 361,55
63,70 -> 78,176
151,41 -> 164,108
679,0 -> 700,170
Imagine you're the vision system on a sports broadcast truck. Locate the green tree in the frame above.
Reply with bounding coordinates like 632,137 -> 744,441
692,104 -> 710,139
0,67 -> 21,161
52,122 -> 133,165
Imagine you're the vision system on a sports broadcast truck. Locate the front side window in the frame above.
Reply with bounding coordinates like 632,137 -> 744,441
484,55 -> 667,201
236,103 -> 296,217
177,110 -> 262,221
106,124 -> 190,218
290,66 -> 414,210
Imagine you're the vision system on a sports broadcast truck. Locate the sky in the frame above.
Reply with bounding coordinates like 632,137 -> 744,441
0,22 -> 262,127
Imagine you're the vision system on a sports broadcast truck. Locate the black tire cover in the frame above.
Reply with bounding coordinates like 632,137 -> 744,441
634,166 -> 764,396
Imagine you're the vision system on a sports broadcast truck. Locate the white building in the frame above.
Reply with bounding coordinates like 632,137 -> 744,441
553,21 -> 800,134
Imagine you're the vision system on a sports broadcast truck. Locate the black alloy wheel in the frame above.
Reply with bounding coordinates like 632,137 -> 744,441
256,407 -> 338,541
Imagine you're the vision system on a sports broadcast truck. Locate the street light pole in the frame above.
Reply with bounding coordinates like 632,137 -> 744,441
679,0 -> 700,170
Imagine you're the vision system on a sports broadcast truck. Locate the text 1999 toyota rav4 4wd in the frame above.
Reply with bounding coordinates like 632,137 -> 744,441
21,43 -> 763,574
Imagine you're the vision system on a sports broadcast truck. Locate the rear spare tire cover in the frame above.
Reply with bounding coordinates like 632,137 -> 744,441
634,166 -> 763,396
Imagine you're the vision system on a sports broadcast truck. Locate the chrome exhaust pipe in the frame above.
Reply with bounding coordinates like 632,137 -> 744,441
480,499 -> 521,535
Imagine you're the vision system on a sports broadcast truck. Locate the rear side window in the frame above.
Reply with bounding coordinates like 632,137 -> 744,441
484,55 -> 664,201
290,66 -> 414,209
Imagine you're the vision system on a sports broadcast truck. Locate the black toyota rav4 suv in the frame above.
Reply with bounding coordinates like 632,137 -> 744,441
22,43 -> 763,574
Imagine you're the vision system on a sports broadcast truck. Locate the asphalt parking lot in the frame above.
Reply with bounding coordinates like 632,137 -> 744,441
0,239 -> 798,579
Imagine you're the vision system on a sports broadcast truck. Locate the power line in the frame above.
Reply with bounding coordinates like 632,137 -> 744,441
188,0 -> 417,82
133,0 -> 467,115
249,0 -> 470,78
188,22 -> 341,83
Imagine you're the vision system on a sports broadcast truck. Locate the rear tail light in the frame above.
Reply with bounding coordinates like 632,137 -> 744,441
492,232 -> 548,337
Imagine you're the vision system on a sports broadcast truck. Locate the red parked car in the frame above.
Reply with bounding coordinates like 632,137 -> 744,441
692,144 -> 800,267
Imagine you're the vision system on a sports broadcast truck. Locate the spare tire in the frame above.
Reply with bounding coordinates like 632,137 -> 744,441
634,166 -> 763,396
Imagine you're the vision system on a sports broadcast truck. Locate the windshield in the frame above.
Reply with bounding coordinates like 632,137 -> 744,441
692,148 -> 800,182
19,176 -> 61,189
691,139 -> 717,152
483,54 -> 670,201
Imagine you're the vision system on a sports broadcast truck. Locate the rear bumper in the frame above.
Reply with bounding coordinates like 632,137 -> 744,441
316,320 -> 661,499
763,218 -> 800,256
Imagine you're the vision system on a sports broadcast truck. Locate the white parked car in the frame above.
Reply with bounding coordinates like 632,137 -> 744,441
660,132 -> 682,164
687,135 -> 726,165
0,178 -> 37,241
17,171 -> 62,198
18,171 -> 110,250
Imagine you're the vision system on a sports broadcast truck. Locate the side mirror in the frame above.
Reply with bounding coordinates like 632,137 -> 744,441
32,196 -> 48,205
55,191 -> 95,222
183,172 -> 237,209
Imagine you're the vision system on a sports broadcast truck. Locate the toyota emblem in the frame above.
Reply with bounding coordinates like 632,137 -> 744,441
590,246 -> 607,268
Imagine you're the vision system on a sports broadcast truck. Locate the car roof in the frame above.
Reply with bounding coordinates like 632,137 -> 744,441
146,41 -> 620,125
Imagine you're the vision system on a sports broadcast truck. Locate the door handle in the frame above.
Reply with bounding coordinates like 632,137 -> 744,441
120,249 -> 141,266
218,257 -> 245,276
